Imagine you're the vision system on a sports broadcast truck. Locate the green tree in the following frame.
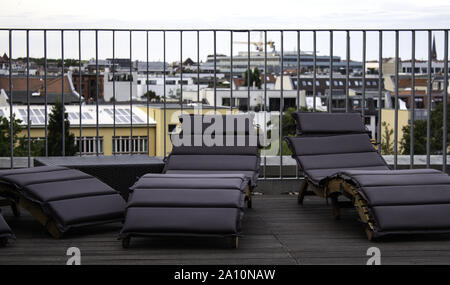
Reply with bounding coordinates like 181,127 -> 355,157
253,67 -> 262,89
47,101 -> 77,156
141,90 -> 160,102
243,68 -> 253,87
381,121 -> 395,155
400,102 -> 450,155
0,115 -> 44,157
0,115 -> 22,156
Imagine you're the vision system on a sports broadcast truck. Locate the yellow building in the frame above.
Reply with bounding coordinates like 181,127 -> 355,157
3,103 -> 234,157
380,108 -> 410,154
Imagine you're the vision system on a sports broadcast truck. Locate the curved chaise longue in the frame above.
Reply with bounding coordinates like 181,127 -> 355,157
0,166 -> 126,246
285,112 -> 450,240
119,114 -> 260,248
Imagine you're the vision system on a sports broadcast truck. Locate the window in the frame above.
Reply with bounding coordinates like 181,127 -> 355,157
137,80 -> 141,84
333,80 -> 338,86
415,97 -> 425,109
325,81 -> 330,86
302,81 -> 307,86
147,80 -> 157,85
338,81 -> 343,86
166,80 -> 176,85
76,137 -> 103,155
113,136 -> 148,154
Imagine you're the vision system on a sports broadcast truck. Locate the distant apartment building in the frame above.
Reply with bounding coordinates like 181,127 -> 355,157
72,73 -> 104,102
201,51 -> 363,75
0,74 -> 81,105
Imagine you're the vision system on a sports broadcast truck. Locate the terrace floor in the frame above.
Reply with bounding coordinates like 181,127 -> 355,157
2,195 -> 450,265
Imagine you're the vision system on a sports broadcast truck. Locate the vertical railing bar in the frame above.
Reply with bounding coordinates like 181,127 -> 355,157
230,31 -> 233,112
180,31 -> 183,113
295,30 -> 300,179
95,30 -> 99,156
61,30 -> 65,156
9,30 -> 13,168
313,31 -> 317,111
44,30 -> 48,157
346,31 -> 350,112
247,31 -> 250,113
197,31 -> 200,103
112,31 -> 116,155
264,30 -> 267,180
410,31 -> 416,167
377,31 -> 383,154
78,30 -> 82,156
129,30 -> 133,154
394,30 -> 399,169
163,31 -> 167,156
296,31 -> 300,112
146,31 -> 150,155
329,31 -> 333,113
362,31 -> 366,119
444,30 -> 449,172
427,30 -> 432,168
214,30 -> 217,113
26,30 -> 30,167
280,31 -> 284,179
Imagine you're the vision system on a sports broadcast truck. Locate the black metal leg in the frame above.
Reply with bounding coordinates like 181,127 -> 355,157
298,180 -> 308,205
0,238 -> 8,247
122,237 -> 131,249
11,202 -> 20,217
330,194 -> 340,220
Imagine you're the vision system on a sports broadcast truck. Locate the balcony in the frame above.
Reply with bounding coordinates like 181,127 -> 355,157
0,28 -> 449,265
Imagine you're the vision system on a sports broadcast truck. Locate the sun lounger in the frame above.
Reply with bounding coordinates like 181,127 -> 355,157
0,210 -> 14,246
119,114 -> 260,248
285,112 -> 450,240
0,166 -> 126,238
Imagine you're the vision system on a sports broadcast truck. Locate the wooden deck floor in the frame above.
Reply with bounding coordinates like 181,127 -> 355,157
1,195 -> 450,265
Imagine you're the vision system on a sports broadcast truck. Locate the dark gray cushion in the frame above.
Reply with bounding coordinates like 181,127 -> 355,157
120,207 -> 242,236
128,189 -> 244,208
0,166 -> 126,234
164,154 -> 260,187
292,112 -> 367,135
132,173 -> 248,191
120,173 -> 247,238
48,194 -> 125,227
285,134 -> 388,185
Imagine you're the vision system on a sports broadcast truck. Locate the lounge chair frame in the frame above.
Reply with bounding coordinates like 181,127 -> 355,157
0,184 -> 64,238
296,177 -> 376,240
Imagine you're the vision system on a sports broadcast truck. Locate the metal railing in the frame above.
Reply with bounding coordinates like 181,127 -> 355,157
1,28 -> 449,177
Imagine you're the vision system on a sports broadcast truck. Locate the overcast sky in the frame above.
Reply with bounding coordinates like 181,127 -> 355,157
0,0 -> 449,63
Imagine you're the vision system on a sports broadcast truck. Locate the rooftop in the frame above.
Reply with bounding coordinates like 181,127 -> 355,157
2,195 -> 450,265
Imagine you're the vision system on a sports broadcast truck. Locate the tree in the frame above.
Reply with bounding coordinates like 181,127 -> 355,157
381,121 -> 395,155
400,102 -> 450,155
242,68 -> 262,89
243,68 -> 253,87
0,115 -> 22,156
141,90 -> 160,102
47,101 -> 77,156
253,67 -> 262,89
0,115 -> 44,157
